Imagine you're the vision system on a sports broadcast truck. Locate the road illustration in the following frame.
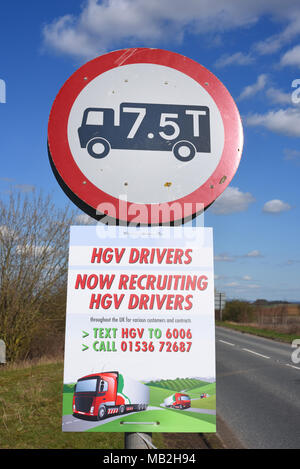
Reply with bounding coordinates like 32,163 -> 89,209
62,406 -> 164,432
62,403 -> 216,432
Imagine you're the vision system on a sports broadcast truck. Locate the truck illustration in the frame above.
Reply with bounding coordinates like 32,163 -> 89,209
72,371 -> 149,420
78,102 -> 211,162
164,392 -> 191,409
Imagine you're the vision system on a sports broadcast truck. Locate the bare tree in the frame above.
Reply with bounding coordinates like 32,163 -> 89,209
0,191 -> 74,361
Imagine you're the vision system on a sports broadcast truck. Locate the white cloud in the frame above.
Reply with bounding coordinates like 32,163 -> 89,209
254,11 -> 300,55
0,225 -> 16,239
242,275 -> 252,280
225,282 -> 239,287
74,213 -> 96,224
13,184 -> 35,193
266,87 -> 294,105
245,250 -> 262,258
43,15 -> 101,59
214,253 -> 235,262
238,74 -> 268,100
284,148 -> 300,163
215,52 -> 254,68
280,44 -> 300,67
263,199 -> 292,214
215,250 -> 263,263
42,0 -> 300,59
246,107 -> 300,137
16,244 -> 54,256
210,186 -> 255,215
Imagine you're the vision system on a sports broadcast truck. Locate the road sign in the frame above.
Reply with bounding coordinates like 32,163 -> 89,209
215,291 -> 226,310
48,48 -> 243,225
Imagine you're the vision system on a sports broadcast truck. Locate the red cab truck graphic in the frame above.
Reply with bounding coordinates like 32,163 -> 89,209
164,392 -> 191,409
72,371 -> 149,420
78,102 -> 211,162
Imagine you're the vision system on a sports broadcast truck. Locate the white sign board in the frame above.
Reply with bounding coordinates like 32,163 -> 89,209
62,226 -> 216,433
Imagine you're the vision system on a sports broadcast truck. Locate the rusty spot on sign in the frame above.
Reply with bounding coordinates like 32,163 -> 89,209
164,182 -> 172,187
219,176 -> 227,184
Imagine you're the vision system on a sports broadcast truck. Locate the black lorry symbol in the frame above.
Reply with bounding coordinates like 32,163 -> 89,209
78,102 -> 211,162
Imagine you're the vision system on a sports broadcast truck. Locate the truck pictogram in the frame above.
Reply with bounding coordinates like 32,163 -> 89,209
78,102 -> 211,162
72,371 -> 149,420
164,392 -> 191,409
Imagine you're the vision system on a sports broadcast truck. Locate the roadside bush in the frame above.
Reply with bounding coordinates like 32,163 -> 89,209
222,300 -> 254,323
0,191 -> 74,361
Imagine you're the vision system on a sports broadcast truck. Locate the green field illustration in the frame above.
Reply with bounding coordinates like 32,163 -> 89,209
62,377 -> 216,433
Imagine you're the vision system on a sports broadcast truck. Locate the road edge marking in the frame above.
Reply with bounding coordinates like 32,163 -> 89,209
219,340 -> 235,346
242,348 -> 270,359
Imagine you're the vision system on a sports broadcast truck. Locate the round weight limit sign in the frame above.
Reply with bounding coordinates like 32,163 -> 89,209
48,48 -> 243,224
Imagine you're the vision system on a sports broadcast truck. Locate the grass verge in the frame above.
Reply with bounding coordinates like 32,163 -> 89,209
0,359 -> 164,449
216,320 -> 299,343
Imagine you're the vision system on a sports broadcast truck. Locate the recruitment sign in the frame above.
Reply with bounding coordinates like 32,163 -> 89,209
62,226 -> 216,433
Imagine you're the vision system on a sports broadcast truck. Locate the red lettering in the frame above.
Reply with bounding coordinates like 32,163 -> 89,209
119,274 -> 129,289
139,248 -> 150,263
115,248 -> 125,263
90,247 -> 125,264
139,294 -> 149,309
90,248 -> 102,263
87,274 -> 98,289
184,249 -> 193,264
173,249 -> 184,264
173,294 -> 185,310
89,293 -> 124,309
198,275 -> 208,290
75,274 -> 87,289
128,294 -> 139,309
129,248 -> 139,263
184,295 -> 193,310
166,249 -> 174,264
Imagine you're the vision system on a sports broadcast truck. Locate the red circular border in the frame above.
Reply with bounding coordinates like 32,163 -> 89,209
48,48 -> 243,224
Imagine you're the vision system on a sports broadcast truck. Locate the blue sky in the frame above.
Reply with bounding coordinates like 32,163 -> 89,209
0,0 -> 300,302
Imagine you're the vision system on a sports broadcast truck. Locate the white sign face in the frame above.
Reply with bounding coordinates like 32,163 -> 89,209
67,64 -> 224,205
62,226 -> 216,433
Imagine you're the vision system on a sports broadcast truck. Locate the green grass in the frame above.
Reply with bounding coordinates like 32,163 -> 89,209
146,377 -> 208,391
87,409 -> 216,433
148,385 -> 178,407
192,395 -> 216,410
216,320 -> 299,343
0,360 -> 163,449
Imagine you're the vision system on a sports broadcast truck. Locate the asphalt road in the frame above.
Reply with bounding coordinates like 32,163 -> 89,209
216,326 -> 300,449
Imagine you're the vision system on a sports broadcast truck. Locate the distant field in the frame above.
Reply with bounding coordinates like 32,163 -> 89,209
146,377 -> 209,391
254,303 -> 300,316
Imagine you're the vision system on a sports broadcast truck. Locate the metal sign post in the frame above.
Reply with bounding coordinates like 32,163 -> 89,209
215,291 -> 226,321
0,339 -> 6,365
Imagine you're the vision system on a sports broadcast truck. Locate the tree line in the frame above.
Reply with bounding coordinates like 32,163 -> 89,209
0,191 -> 76,361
